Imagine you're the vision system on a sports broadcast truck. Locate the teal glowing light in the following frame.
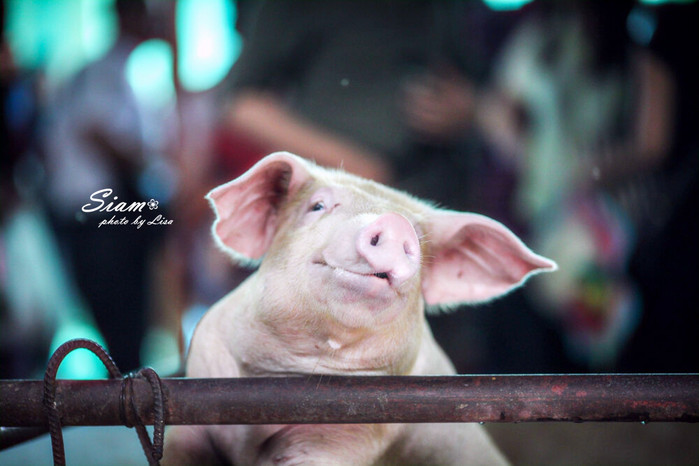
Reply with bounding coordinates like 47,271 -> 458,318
639,0 -> 695,4
5,0 -> 117,87
126,39 -> 176,110
482,0 -> 533,11
49,320 -> 109,379
176,0 -> 241,92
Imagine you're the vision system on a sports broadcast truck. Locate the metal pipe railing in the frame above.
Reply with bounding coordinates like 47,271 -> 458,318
2,374 -> 698,428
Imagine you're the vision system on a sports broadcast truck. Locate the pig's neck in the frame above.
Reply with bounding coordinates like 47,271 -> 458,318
230,275 -> 424,377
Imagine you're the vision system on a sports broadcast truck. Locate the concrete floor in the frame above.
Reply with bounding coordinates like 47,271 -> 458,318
0,426 -> 145,465
487,422 -> 699,465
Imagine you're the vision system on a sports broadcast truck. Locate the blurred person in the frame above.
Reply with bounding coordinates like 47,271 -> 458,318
478,0 -> 695,370
1,0 -> 48,376
1,0 -> 111,380
398,2 -> 532,211
40,0 -> 170,372
222,0 -> 469,186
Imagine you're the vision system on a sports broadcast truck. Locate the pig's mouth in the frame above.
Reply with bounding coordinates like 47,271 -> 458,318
313,260 -> 394,288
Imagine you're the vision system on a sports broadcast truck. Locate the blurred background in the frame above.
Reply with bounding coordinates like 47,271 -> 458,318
1,0 -> 697,380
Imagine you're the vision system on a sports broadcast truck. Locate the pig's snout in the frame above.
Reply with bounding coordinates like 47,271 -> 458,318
356,213 -> 421,287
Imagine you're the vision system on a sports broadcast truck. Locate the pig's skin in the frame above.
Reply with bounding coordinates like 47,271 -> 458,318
163,152 -> 556,465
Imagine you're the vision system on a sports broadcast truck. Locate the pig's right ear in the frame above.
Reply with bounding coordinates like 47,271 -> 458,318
206,152 -> 312,263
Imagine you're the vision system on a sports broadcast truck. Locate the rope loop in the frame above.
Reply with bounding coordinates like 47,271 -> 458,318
43,339 -> 166,466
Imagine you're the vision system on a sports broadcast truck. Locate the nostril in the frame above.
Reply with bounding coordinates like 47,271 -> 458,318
354,213 -> 421,288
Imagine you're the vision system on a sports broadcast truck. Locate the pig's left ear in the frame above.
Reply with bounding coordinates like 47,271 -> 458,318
422,211 -> 556,307
206,152 -> 313,263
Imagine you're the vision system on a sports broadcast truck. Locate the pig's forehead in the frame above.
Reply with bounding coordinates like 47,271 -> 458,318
304,172 -> 430,217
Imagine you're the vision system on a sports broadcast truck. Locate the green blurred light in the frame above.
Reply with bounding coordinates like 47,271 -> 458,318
176,0 -> 241,92
126,39 -> 176,110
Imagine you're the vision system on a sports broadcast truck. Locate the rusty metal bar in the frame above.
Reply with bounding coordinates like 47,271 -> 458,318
1,374 -> 697,429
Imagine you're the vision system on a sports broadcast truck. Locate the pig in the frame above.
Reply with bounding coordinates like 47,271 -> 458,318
163,152 -> 556,465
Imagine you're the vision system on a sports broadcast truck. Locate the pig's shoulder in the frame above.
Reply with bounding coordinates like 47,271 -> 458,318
185,291 -> 247,378
409,321 -> 456,376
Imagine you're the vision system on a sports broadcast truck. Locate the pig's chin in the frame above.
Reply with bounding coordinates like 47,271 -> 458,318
311,261 -> 398,306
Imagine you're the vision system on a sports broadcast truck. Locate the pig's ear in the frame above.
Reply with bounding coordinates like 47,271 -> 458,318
422,211 -> 556,308
206,152 -> 313,263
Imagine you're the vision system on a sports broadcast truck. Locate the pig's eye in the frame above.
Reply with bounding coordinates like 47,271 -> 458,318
310,201 -> 326,212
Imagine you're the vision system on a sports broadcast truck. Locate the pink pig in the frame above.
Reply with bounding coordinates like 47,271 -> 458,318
163,152 -> 556,465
